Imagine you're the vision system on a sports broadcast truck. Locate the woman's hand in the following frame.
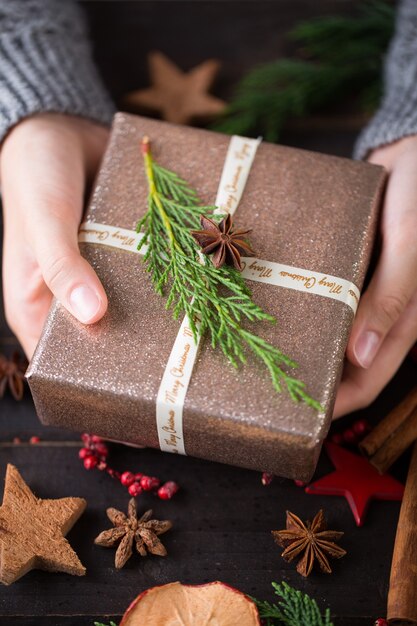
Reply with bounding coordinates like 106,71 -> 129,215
334,135 -> 417,418
1,113 -> 109,358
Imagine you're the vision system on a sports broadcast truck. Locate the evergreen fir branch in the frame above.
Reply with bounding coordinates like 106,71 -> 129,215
213,0 -> 394,141
94,621 -> 118,626
138,137 -> 321,410
215,61 -> 349,141
251,581 -> 334,626
292,1 -> 394,64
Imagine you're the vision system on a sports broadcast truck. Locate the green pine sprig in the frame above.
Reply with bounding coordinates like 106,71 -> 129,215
94,622 -> 118,626
252,581 -> 334,626
213,0 -> 395,141
137,137 -> 321,410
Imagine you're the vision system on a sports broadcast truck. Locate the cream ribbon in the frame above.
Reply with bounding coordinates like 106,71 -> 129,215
79,135 -> 360,455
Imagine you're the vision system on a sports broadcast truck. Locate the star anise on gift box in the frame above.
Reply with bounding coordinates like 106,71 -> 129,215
191,214 -> 255,270
0,352 -> 27,401
272,509 -> 346,577
94,498 -> 172,569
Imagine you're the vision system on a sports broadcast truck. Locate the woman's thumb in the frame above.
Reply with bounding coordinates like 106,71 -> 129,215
37,225 -> 108,324
1,115 -> 108,331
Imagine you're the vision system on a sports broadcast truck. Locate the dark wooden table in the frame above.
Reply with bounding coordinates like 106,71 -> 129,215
1,1 -> 415,624
0,340 -> 415,626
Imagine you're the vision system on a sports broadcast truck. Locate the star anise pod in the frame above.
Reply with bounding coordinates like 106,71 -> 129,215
191,213 -> 255,270
94,498 -> 172,569
272,509 -> 346,577
0,351 -> 27,401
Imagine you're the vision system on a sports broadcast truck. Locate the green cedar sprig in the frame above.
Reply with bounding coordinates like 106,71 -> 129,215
213,0 -> 395,141
137,137 -> 321,409
252,581 -> 334,626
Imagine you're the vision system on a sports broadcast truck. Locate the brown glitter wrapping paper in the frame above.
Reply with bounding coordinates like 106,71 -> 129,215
26,113 -> 386,481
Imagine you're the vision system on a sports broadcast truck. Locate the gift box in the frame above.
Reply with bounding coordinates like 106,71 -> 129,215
26,113 -> 386,481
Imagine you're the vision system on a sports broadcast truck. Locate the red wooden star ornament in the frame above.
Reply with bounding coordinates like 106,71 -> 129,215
305,442 -> 404,527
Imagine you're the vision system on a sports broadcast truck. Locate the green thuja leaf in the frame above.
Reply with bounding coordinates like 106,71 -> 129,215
138,138 -> 321,409
252,581 -> 334,626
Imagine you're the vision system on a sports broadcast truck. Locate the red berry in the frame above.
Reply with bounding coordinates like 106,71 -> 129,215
83,455 -> 98,470
134,473 -> 144,481
94,443 -> 109,458
330,432 -> 343,445
353,419 -> 370,436
29,436 -> 40,444
91,435 -> 103,443
342,428 -> 357,444
120,471 -> 135,487
81,433 -> 91,444
158,481 -> 179,500
128,482 -> 143,497
374,620 -> 387,626
140,476 -> 160,491
79,447 -> 90,459
294,480 -> 307,487
97,461 -> 107,471
261,472 -> 273,486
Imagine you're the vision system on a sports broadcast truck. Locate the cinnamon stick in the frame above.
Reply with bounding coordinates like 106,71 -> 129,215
360,387 -> 417,473
387,441 -> 417,625
367,407 -> 417,474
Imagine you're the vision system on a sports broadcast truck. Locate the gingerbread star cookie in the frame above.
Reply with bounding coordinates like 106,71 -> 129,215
0,464 -> 86,584
124,51 -> 226,124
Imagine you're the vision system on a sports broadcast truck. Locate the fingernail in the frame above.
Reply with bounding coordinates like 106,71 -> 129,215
69,285 -> 101,323
354,330 -> 381,368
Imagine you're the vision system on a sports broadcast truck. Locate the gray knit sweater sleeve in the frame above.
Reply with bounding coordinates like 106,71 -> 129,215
0,0 -> 115,142
355,0 -> 417,159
